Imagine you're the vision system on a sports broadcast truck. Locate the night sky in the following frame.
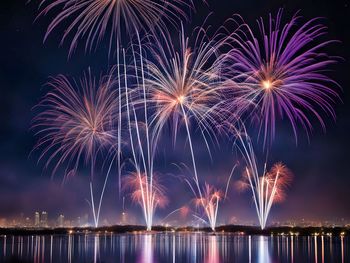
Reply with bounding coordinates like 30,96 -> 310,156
0,0 -> 350,227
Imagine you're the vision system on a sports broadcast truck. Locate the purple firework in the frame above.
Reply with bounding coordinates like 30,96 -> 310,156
221,9 -> 340,146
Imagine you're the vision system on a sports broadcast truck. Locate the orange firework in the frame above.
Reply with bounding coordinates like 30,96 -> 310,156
144,24 -> 226,142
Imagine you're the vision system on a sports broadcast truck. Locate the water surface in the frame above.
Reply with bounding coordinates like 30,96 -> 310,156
0,233 -> 348,262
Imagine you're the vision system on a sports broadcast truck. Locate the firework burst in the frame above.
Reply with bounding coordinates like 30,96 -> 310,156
32,70 -> 118,227
122,41 -> 167,230
145,24 -> 226,140
33,70 -> 117,175
35,0 -> 194,55
234,129 -> 292,229
123,171 -> 168,228
221,9 -> 340,146
194,183 -> 223,231
136,23 -> 231,205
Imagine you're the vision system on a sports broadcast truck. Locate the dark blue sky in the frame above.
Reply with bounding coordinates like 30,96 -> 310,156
0,0 -> 349,227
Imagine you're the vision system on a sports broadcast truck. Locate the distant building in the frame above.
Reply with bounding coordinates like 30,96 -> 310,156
121,212 -> 127,225
25,217 -> 31,227
19,213 -> 24,226
58,214 -> 64,227
65,220 -> 72,227
41,211 -> 48,227
81,214 -> 89,227
0,218 -> 6,227
34,212 -> 40,227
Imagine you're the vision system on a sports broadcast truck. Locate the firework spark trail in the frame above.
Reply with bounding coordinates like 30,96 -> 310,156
32,70 -> 118,227
32,0 -> 199,195
233,127 -> 292,229
162,205 -> 190,223
173,162 -> 231,231
137,22 -> 239,230
123,172 -> 168,226
183,167 -> 234,231
35,0 -> 194,56
116,45 -> 123,198
221,9 -> 340,146
91,153 -> 116,228
146,23 -> 229,146
122,39 -> 169,230
136,22 -> 233,216
194,184 -> 223,231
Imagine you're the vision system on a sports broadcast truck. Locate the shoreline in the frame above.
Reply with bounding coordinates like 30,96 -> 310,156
0,225 -> 348,237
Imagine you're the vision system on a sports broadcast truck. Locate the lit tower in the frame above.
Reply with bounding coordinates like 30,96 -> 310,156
121,197 -> 127,225
58,215 -> 64,227
41,211 -> 48,227
34,212 -> 40,227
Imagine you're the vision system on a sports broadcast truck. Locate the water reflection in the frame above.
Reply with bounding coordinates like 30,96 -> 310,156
321,235 -> 324,263
0,233 -> 348,262
206,235 -> 220,263
341,236 -> 344,263
289,237 -> 292,261
139,234 -> 154,263
93,234 -> 99,263
314,235 -> 318,263
257,236 -> 270,263
248,235 -> 252,263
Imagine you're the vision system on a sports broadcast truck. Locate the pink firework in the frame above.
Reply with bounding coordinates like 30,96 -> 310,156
32,70 -> 117,178
35,0 -> 194,55
236,163 -> 292,203
268,163 -> 293,203
135,23 -> 230,206
221,9 -> 340,146
144,24 -> 227,141
234,129 -> 293,229
123,171 -> 168,229
32,70 -> 118,227
194,183 -> 223,231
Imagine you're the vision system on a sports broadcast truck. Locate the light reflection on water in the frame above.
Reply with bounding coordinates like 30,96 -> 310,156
0,233 -> 348,263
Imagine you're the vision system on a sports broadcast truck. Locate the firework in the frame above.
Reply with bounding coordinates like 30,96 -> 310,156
138,23 -> 230,205
234,129 -> 292,229
35,0 -> 194,55
221,9 -> 339,146
120,24 -> 227,229
136,23 -> 232,229
123,171 -> 168,228
145,24 -> 227,140
181,164 -> 235,231
122,41 -> 167,230
162,205 -> 190,223
194,184 -> 223,231
32,70 -> 118,227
